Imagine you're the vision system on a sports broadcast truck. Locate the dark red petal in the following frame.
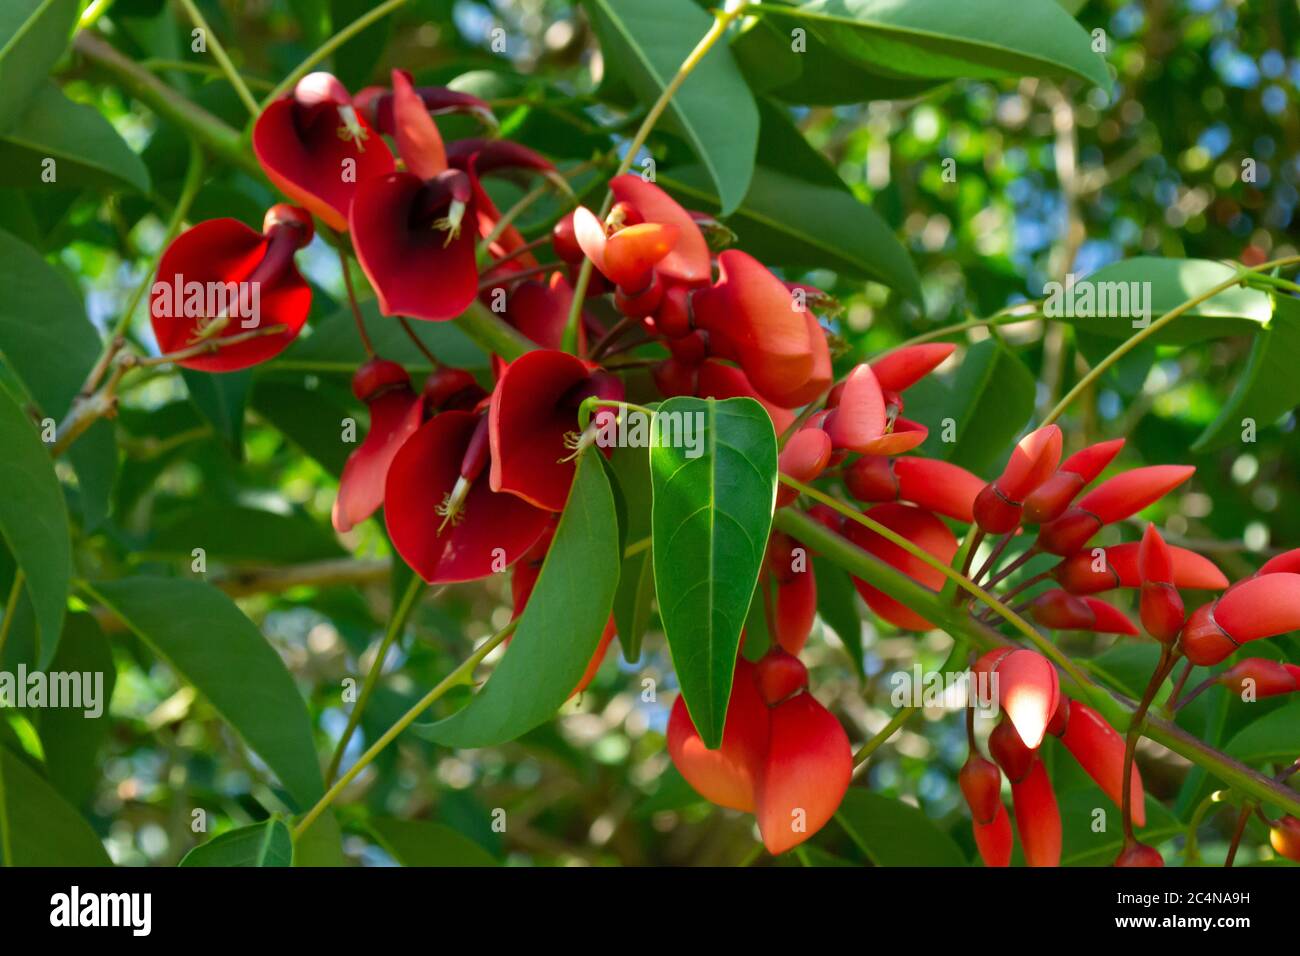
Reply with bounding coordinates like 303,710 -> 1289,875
332,389 -> 423,532
349,172 -> 478,321
391,69 -> 447,179
252,96 -> 393,232
385,411 -> 551,583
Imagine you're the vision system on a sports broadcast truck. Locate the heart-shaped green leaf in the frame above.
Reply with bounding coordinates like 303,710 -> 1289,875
583,0 -> 759,214
180,819 -> 294,867
424,451 -> 620,748
84,577 -> 324,809
0,384 -> 70,668
651,396 -> 777,748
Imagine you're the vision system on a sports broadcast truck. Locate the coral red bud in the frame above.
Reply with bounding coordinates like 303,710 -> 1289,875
1178,604 -> 1239,667
756,692 -> 851,855
869,343 -> 955,394
1076,464 -> 1195,526
754,648 -> 809,704
1046,694 -> 1070,738
1059,701 -> 1145,827
1036,506 -> 1103,556
988,719 -> 1035,784
973,483 -> 1023,535
774,569 -> 817,655
667,659 -> 769,812
551,211 -> 582,264
1053,543 -> 1228,594
1011,759 -> 1061,867
1213,572 -> 1300,643
807,503 -> 843,535
1115,841 -> 1164,867
1021,471 -> 1084,526
423,367 -> 484,411
1140,582 -> 1184,644
997,425 -> 1063,502
959,753 -> 1004,825
844,503 -> 957,631
995,649 -> 1060,750
845,455 -> 899,503
1217,658 -> 1299,698
893,457 -> 983,524
824,364 -> 886,453
655,283 -> 693,339
1259,549 -> 1300,576
1138,524 -> 1174,584
1083,597 -> 1140,635
973,802 -> 1013,867
668,328 -> 709,366
1270,816 -> 1300,862
262,203 -> 315,245
1031,590 -> 1096,630
651,358 -> 698,398
613,270 -> 664,318
776,428 -> 833,507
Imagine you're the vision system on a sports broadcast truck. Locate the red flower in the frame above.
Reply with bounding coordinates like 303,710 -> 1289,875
488,349 -> 623,512
1137,524 -> 1184,643
845,455 -> 984,523
149,204 -> 313,371
1037,464 -> 1194,555
1030,590 -> 1138,635
973,425 -> 1062,534
253,72 -> 394,231
1180,572 -> 1300,666
1055,701 -> 1146,827
349,70 -> 479,321
1053,541 -> 1227,594
332,358 -> 424,533
1023,438 -> 1126,524
1216,658 -> 1300,698
692,359 -> 798,434
844,502 -> 957,631
384,409 -> 551,583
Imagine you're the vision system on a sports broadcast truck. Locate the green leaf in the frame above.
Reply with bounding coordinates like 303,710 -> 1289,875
1225,702 -> 1300,765
0,83 -> 150,194
424,453 -> 620,748
0,744 -> 110,865
583,0 -> 759,214
651,396 -> 777,748
835,789 -> 966,866
329,0 -> 390,90
37,613 -> 115,807
0,0 -> 80,132
610,446 -> 654,663
659,101 -> 920,300
147,505 -> 345,566
65,419 -> 117,532
0,227 -> 101,419
179,819 -> 294,867
369,819 -> 500,867
1057,258 -> 1271,344
283,300 -> 487,372
0,385 -> 70,668
1194,295 -> 1300,451
251,377 -> 357,478
910,339 -> 1035,476
759,0 -> 1110,92
813,556 -> 863,679
85,577 -> 325,808
1059,786 -> 1182,866
181,368 -> 250,458
293,811 -> 346,867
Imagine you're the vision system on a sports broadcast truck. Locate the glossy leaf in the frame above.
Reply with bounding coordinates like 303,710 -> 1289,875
757,0 -> 1110,91
835,789 -> 966,866
424,452 -> 619,748
148,505 -> 346,565
813,556 -> 864,679
251,377 -> 357,478
0,745 -> 111,866
0,83 -> 150,194
651,396 -> 777,749
0,384 -> 70,669
1225,702 -> 1300,765
65,419 -> 117,532
369,819 -> 500,867
610,445 -> 654,663
179,819 -> 294,867
86,577 -> 324,809
283,300 -> 487,372
583,0 -> 759,214
660,101 -> 920,301
1058,787 -> 1181,866
37,613 -> 116,807
181,367 -> 250,459
1194,294 -> 1300,451
0,0 -> 80,131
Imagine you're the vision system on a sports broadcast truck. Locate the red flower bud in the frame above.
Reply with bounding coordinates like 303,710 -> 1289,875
755,647 -> 809,704
667,328 -> 709,366
1216,658 -> 1300,698
998,425 -> 1064,502
776,428 -> 832,507
845,455 -> 899,504
694,360 -> 797,435
1181,572 -> 1300,665
423,367 -> 486,412
994,649 -> 1060,750
504,273 -> 574,351
551,211 -> 583,264
823,364 -> 885,453
1259,548 -> 1300,576
1022,438 -> 1126,525
1058,701 -> 1145,827
973,802 -> 1014,867
844,503 -> 957,631
1011,758 -> 1061,867
654,283 -> 693,339
893,457 -> 984,524
774,568 -> 817,655
988,718 -> 1035,784
869,343 -> 955,394
651,357 -> 698,399
1030,590 -> 1138,635
756,692 -> 851,855
1038,465 -> 1194,556
1114,841 -> 1164,867
959,753 -> 1004,825
1138,525 -> 1183,642
385,410 -> 551,582
1053,542 -> 1228,594
668,659 -> 769,812
1270,816 -> 1300,862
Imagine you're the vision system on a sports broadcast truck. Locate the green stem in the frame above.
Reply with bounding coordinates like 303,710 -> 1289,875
294,617 -> 518,839
0,571 -> 24,660
453,301 -> 535,362
324,575 -> 425,785
174,0 -> 260,117
1042,255 -> 1300,425
851,637 -> 967,770
262,0 -> 410,108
